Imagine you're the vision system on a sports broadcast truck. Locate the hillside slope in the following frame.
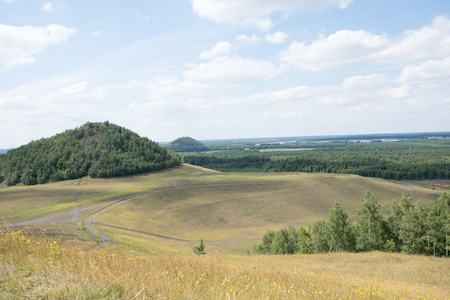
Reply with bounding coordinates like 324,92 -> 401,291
0,121 -> 182,185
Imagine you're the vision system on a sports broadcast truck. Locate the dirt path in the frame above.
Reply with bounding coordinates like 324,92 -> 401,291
5,171 -> 263,245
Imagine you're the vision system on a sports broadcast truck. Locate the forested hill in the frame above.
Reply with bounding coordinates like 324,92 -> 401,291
166,136 -> 209,152
0,121 -> 182,186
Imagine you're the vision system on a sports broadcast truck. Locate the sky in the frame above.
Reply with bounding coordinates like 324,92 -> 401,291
1,0 -> 450,148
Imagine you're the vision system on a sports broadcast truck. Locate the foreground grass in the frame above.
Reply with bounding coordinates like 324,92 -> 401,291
1,229 -> 448,299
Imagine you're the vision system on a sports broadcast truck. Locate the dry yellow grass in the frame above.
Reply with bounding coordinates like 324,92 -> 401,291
1,166 -> 448,299
1,228 -> 449,299
1,164 -> 441,255
94,168 -> 439,244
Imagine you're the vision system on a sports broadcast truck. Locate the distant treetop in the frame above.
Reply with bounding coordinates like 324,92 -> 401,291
166,137 -> 209,153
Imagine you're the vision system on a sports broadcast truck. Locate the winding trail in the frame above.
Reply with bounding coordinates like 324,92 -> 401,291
5,171 -> 261,245
6,173 -> 416,245
83,172 -> 208,243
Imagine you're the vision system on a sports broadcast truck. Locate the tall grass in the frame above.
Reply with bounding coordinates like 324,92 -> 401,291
1,228 -> 448,299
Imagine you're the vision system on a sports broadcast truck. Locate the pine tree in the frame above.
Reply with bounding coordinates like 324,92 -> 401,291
193,239 -> 206,255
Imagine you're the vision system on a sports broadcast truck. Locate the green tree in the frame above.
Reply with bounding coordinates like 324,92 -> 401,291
297,227 -> 312,254
193,239 -> 206,255
254,230 -> 275,254
309,218 -> 329,253
327,202 -> 351,252
354,191 -> 385,251
388,196 -> 414,251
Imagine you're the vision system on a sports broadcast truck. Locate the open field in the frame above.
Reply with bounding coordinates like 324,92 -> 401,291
1,164 -> 442,250
1,228 -> 449,299
92,169 -> 439,254
1,164 -> 448,298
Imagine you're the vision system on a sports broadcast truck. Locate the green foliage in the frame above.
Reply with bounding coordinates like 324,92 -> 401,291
0,121 -> 182,185
254,230 -> 275,254
309,219 -> 329,254
327,202 -> 353,252
184,139 -> 450,180
297,227 -> 312,254
354,191 -> 386,251
255,192 -> 450,257
390,193 -> 450,256
193,239 -> 206,255
166,137 -> 209,152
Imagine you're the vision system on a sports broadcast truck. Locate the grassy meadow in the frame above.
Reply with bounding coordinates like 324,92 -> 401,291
1,228 -> 449,299
1,164 -> 449,299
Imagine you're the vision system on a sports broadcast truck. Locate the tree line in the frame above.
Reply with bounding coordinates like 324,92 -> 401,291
184,140 -> 450,180
254,192 -> 450,257
0,121 -> 183,185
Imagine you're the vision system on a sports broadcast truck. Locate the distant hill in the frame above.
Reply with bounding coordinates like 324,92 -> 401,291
0,121 -> 182,185
166,137 -> 209,152
0,149 -> 8,154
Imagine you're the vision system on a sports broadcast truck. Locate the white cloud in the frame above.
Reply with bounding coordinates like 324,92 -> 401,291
281,30 -> 389,71
236,34 -> 260,42
42,1 -> 65,12
265,31 -> 289,44
136,11 -> 150,21
128,76 -> 208,101
399,56 -> 450,84
281,15 -> 450,71
42,2 -> 53,11
343,73 -> 388,89
90,30 -> 100,37
375,16 -> 450,61
0,24 -> 76,72
191,0 -> 353,30
184,56 -> 286,84
199,41 -> 232,59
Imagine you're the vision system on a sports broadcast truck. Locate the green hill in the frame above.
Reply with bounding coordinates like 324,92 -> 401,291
0,121 -> 182,185
166,136 -> 209,152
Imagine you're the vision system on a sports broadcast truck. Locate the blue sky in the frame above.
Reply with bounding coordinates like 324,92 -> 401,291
1,0 -> 449,148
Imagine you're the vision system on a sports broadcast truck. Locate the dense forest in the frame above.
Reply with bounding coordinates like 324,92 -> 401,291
255,192 -> 450,257
0,121 -> 182,185
166,136 -> 209,152
184,139 -> 450,180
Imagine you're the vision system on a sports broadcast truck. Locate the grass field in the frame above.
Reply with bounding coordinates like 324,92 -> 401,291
92,166 -> 439,250
1,228 -> 449,299
1,164 -> 441,250
1,164 -> 448,299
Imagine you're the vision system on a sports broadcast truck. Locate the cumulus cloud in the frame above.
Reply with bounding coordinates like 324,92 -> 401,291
281,30 -> 389,71
42,2 -> 53,11
0,23 -> 76,72
184,56 -> 286,84
343,73 -> 388,89
281,15 -> 450,71
128,76 -> 208,101
399,56 -> 450,84
236,34 -> 261,42
199,41 -> 232,59
265,31 -> 289,44
42,1 -> 65,12
191,0 -> 353,30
